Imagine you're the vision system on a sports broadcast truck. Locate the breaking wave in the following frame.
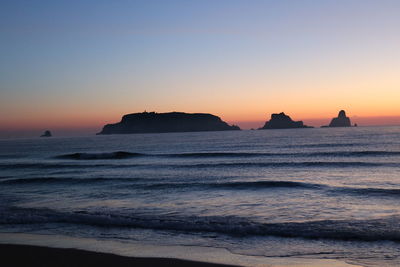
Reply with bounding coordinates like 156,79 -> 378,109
3,177 -> 400,199
2,206 -> 400,242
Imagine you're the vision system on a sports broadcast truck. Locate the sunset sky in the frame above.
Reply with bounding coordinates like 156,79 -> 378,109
1,0 -> 400,137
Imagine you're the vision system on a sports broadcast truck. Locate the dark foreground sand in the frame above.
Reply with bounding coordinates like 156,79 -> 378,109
0,244 -> 239,267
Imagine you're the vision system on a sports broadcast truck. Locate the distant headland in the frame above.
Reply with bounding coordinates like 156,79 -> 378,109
97,112 -> 240,135
259,112 -> 313,129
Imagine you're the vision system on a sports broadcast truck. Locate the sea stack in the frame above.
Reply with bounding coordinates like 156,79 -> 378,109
327,110 -> 351,127
259,112 -> 312,129
97,111 -> 240,135
40,130 -> 52,137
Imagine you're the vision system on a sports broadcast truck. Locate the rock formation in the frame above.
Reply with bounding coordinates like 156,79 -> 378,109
97,112 -> 240,135
326,110 -> 351,127
40,130 -> 52,137
259,112 -> 312,129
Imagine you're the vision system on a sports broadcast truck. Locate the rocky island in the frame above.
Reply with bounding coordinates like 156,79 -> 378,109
323,110 -> 352,127
259,112 -> 312,129
97,112 -> 240,135
40,130 -> 52,137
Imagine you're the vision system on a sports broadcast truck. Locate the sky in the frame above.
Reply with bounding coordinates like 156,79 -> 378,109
1,0 -> 400,137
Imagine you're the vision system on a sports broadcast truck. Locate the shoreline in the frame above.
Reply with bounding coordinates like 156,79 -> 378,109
0,233 -> 361,267
0,244 -> 237,267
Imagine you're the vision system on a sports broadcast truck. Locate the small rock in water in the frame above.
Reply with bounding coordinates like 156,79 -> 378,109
41,130 -> 52,137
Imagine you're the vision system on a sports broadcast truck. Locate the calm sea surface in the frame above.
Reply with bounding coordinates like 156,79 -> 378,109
1,126 -> 400,266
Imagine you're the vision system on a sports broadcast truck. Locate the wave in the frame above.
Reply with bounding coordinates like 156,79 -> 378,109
2,206 -> 400,242
173,151 -> 400,158
55,151 -> 144,160
0,154 -> 26,159
213,180 -> 321,189
168,152 -> 279,158
0,177 -> 140,185
335,187 -> 400,197
182,161 -> 394,168
0,163 -> 111,170
4,177 -> 400,199
210,182 -> 400,198
0,177 -> 320,190
282,143 -> 370,148
3,160 -> 394,171
310,151 -> 400,157
144,180 -> 323,190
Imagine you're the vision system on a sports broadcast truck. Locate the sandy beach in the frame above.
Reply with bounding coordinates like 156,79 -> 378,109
0,233 -> 363,267
1,244 -> 238,267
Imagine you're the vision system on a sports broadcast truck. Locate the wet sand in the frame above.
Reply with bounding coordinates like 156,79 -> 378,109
0,244 -> 238,267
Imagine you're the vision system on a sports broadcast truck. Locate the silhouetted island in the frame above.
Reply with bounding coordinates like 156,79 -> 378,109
322,110 -> 352,127
259,112 -> 312,129
97,112 -> 240,135
40,130 -> 52,137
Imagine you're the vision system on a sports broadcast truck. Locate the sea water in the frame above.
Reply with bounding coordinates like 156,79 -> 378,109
1,126 -> 400,266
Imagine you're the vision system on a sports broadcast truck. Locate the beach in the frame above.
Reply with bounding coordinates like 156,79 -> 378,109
0,244 -> 238,267
0,233 -> 360,267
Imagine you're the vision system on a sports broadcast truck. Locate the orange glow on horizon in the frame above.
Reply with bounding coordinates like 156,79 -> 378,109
2,109 -> 400,133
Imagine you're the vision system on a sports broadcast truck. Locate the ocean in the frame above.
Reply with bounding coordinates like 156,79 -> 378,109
1,126 -> 400,266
